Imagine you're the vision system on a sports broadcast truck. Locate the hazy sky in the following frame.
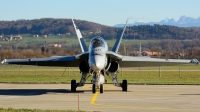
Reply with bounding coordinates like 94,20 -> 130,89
0,0 -> 200,26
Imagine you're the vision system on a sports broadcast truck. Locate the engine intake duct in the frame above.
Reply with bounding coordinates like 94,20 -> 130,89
106,61 -> 119,73
79,61 -> 89,73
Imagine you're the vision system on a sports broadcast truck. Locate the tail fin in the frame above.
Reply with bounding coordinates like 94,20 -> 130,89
112,19 -> 129,53
72,19 -> 88,52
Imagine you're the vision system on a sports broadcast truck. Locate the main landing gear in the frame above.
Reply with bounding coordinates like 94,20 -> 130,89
122,80 -> 127,91
70,73 -> 128,93
111,73 -> 128,92
71,80 -> 77,91
71,73 -> 88,92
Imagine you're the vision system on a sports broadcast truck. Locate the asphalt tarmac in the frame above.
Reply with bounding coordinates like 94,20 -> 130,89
0,84 -> 200,112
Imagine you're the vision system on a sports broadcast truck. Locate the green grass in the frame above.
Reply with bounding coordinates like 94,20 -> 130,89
0,108 -> 85,112
0,35 -> 159,48
120,71 -> 200,85
0,65 -> 200,85
0,36 -> 79,47
122,64 -> 200,70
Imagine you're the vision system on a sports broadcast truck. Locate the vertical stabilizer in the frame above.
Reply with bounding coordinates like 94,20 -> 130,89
112,19 -> 129,53
72,19 -> 88,52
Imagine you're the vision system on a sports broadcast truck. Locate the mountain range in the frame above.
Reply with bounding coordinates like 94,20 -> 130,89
114,15 -> 200,27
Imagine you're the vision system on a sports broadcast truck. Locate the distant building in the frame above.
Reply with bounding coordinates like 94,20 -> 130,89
12,35 -> 22,39
48,44 -> 62,47
144,51 -> 161,56
0,35 -> 22,41
1,36 -> 12,41
42,35 -> 48,38
33,34 -> 39,37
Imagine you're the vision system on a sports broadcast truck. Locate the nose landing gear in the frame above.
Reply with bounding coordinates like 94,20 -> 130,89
100,84 -> 104,93
92,84 -> 96,93
92,84 -> 104,93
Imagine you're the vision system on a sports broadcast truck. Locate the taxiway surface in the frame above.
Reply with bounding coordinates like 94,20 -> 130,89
0,84 -> 200,112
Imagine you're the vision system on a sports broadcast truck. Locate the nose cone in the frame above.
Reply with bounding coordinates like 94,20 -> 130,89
95,61 -> 104,70
90,55 -> 105,71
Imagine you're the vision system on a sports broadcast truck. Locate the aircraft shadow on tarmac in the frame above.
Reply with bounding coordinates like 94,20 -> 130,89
180,94 -> 200,95
0,89 -> 127,96
0,89 -> 84,96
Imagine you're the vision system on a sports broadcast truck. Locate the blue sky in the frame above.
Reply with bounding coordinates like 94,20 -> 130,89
0,0 -> 200,26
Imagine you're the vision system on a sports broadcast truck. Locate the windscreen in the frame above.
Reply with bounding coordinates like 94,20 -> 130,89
91,37 -> 105,48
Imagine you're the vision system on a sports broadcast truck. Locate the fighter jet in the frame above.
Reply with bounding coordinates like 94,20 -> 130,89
1,19 -> 199,93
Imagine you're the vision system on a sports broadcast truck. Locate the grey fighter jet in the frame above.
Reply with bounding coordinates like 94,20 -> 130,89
1,19 -> 199,93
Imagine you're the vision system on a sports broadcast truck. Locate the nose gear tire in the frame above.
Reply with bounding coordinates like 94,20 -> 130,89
100,84 -> 103,93
92,84 -> 96,93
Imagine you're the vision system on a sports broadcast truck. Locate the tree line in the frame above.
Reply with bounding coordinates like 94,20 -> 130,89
1,18 -> 200,40
0,18 -> 111,35
0,39 -> 200,61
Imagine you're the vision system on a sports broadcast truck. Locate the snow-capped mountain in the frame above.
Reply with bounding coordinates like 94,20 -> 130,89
114,16 -> 200,27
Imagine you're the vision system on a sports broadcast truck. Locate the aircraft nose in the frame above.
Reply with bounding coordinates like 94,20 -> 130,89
90,55 -> 105,71
91,62 -> 102,71
95,61 -> 103,70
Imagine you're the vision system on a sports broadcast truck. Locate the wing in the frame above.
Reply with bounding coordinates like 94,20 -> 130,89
119,56 -> 199,67
72,19 -> 88,52
1,56 -> 79,67
106,51 -> 198,67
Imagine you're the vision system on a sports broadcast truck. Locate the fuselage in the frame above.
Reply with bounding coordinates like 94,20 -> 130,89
88,36 -> 108,72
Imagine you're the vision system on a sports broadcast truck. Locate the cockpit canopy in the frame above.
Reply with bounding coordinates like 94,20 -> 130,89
90,36 -> 105,48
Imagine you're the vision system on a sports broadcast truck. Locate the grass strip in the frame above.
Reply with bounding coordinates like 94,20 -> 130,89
0,65 -> 200,85
0,107 -> 85,112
